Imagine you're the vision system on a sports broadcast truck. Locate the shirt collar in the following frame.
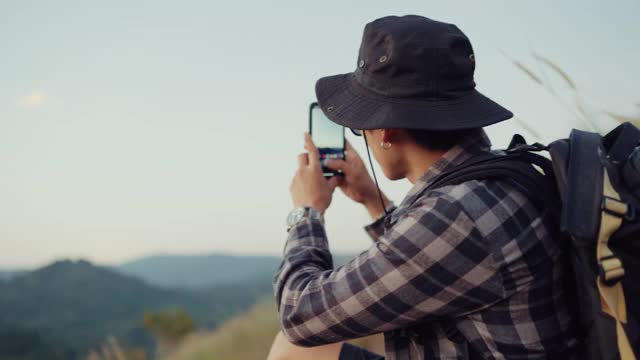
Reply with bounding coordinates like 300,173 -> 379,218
395,129 -> 492,212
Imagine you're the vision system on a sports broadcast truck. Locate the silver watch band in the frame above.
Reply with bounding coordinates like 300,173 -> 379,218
304,207 -> 324,222
287,207 -> 324,231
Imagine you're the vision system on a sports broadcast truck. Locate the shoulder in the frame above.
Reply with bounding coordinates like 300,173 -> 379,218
414,179 -> 545,240
425,178 -> 535,214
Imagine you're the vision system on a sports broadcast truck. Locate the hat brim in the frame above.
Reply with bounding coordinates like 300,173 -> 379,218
315,73 -> 513,131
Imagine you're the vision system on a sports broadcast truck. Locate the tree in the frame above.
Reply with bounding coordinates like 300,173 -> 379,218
142,308 -> 195,355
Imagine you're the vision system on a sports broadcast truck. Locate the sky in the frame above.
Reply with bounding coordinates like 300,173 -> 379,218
1,0 -> 639,268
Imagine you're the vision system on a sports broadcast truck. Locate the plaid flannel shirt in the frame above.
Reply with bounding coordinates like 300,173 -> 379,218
274,131 -> 578,359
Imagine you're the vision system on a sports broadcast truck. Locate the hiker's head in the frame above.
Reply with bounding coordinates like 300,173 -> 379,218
357,127 -> 482,180
315,15 -> 512,178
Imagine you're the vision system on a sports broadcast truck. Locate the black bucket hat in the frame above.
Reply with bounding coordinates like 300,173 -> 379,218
315,15 -> 513,132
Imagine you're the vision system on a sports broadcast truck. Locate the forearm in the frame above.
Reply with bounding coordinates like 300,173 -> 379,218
274,218 -> 337,346
362,192 -> 396,242
275,220 -> 391,346
363,191 -> 392,220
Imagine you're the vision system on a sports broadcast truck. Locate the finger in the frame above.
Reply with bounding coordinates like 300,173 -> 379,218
327,176 -> 340,191
304,132 -> 321,166
345,139 -> 358,153
324,159 -> 347,172
297,153 -> 309,167
344,140 -> 361,163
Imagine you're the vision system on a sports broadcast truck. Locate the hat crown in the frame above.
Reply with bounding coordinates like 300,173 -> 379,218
355,15 -> 476,99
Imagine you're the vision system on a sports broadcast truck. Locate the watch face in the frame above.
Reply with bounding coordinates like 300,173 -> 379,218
287,208 -> 305,226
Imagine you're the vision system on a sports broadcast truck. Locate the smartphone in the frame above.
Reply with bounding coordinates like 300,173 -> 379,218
309,102 -> 345,177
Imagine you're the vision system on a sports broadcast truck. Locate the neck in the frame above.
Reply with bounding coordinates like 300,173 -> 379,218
403,145 -> 447,184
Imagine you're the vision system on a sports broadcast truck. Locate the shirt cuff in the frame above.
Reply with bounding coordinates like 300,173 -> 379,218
364,204 -> 397,242
284,217 -> 329,254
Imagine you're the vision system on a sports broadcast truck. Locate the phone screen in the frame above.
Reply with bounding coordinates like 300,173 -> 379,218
309,103 -> 345,177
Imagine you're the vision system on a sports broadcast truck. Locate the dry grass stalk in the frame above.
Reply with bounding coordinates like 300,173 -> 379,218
532,53 -> 577,90
107,336 -> 127,360
86,336 -> 134,360
499,50 -> 638,135
499,50 -> 543,85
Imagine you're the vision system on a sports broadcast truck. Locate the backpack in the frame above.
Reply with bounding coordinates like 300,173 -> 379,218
428,122 -> 640,359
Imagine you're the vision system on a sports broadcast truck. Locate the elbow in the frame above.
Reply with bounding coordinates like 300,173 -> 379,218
275,277 -> 339,347
278,313 -> 341,347
278,313 -> 315,347
280,327 -> 314,347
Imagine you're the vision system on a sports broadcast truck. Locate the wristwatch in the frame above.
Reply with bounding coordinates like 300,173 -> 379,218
286,207 -> 324,231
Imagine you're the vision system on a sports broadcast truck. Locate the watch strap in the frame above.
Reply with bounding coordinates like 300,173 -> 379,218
287,207 -> 324,231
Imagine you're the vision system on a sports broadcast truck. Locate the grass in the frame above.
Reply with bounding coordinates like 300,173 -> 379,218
166,297 -> 383,360
501,50 -> 639,137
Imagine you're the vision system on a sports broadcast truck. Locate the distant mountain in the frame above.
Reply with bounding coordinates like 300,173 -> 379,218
116,253 -> 353,289
116,254 -> 282,289
0,270 -> 25,281
0,259 -> 272,359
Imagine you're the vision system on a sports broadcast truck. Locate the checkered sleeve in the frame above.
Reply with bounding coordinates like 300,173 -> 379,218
364,204 -> 397,241
273,193 -> 505,347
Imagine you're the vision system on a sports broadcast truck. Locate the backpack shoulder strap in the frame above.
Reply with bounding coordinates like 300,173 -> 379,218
427,150 -> 558,215
555,129 -> 604,240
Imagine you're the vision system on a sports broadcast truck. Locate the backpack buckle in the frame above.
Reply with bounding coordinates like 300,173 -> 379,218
505,143 -> 548,154
601,196 -> 635,221
598,255 -> 625,286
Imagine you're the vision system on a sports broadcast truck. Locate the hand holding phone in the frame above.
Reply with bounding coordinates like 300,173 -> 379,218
289,131 -> 340,213
309,102 -> 345,177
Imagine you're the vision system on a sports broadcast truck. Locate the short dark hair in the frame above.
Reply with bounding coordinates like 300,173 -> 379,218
405,128 -> 482,151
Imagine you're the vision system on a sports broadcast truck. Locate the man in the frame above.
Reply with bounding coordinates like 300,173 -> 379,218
269,15 -> 578,359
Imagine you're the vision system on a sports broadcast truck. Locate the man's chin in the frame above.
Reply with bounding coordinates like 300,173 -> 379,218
385,172 -> 405,181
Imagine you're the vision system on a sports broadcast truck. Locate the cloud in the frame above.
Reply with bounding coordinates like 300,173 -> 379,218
17,90 -> 48,110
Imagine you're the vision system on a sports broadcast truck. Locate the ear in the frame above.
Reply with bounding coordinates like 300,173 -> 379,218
381,128 -> 402,144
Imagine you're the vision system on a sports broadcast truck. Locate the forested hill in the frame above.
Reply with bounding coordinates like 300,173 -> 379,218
0,253 -> 355,358
0,259 -> 271,359
0,270 -> 25,280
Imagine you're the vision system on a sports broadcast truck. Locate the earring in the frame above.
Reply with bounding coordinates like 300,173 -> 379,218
380,142 -> 392,150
